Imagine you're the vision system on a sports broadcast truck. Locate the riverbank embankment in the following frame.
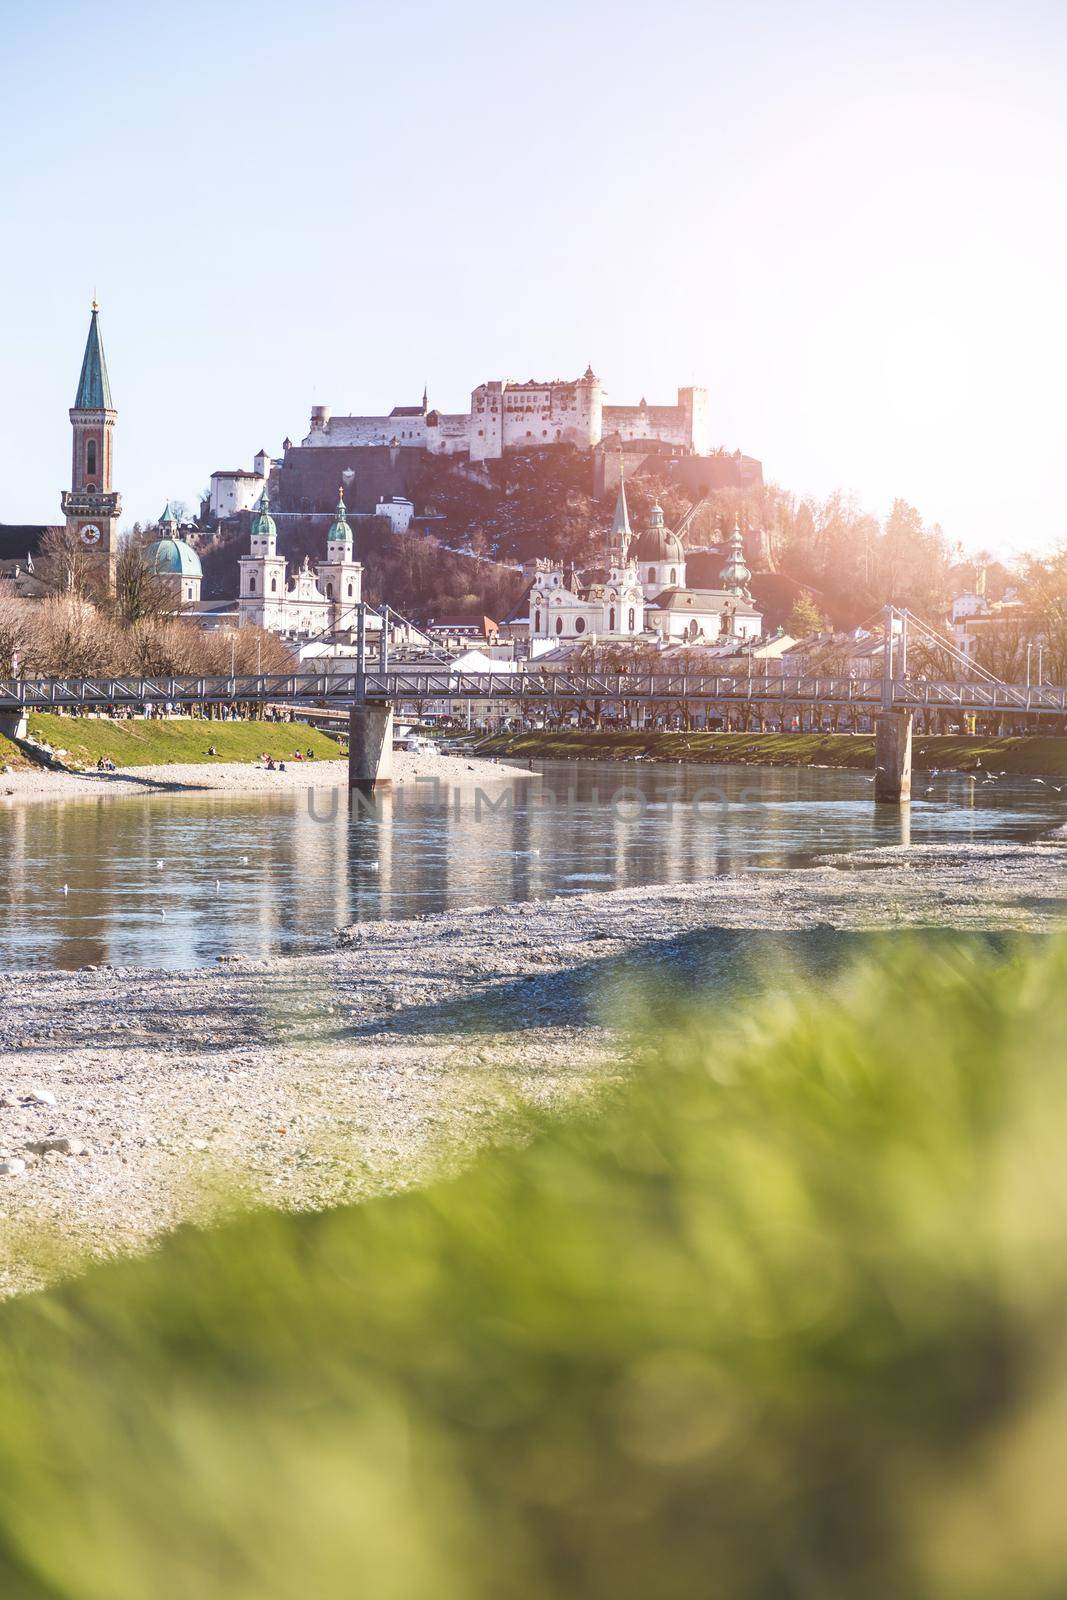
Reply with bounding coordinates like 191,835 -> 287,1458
0,716 -> 526,803
1,838 -> 1064,1291
478,729 -> 1067,776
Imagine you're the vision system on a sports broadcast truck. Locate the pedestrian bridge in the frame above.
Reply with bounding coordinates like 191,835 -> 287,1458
1,666 -> 1064,718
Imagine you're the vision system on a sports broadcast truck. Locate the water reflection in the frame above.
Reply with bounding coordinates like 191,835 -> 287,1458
0,762 -> 1058,971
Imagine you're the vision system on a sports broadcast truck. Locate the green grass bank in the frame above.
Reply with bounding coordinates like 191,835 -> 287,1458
25,714 -> 344,769
479,727 -> 1067,775
2,937 -> 1067,1598
0,733 -> 31,772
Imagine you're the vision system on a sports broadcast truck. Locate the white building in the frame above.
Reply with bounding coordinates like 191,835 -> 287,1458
527,487 -> 762,647
238,489 -> 363,639
375,495 -> 415,532
299,369 -> 711,462
209,466 -> 268,520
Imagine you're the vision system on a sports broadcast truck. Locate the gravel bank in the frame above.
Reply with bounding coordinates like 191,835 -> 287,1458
1,838 -> 1064,1294
0,748 -> 527,805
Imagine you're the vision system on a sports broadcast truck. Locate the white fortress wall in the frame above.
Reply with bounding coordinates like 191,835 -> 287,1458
296,379 -> 708,460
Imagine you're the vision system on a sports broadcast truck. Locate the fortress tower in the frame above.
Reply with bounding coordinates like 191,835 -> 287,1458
61,301 -> 122,592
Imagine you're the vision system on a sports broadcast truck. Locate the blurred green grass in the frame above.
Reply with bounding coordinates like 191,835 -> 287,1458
3,936 -> 1067,1598
479,727 -> 1067,775
26,714 -> 343,767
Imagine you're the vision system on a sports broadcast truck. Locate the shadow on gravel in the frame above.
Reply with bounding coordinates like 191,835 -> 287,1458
340,926 -> 1022,1040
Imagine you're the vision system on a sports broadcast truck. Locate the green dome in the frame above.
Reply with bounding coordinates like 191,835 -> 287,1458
146,536 -> 202,578
327,487 -> 353,545
250,490 -> 276,541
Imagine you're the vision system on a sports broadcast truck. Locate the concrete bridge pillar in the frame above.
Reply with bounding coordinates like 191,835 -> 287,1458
874,711 -> 913,804
0,710 -> 28,742
348,704 -> 394,792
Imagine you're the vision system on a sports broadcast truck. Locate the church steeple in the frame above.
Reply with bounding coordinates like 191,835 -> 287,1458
61,299 -> 121,592
326,486 -> 353,554
609,475 -> 633,562
719,515 -> 752,596
74,302 -> 113,410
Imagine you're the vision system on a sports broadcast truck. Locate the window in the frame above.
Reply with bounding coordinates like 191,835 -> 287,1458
648,567 -> 656,583
609,606 -> 616,631
326,582 -> 334,599
555,617 -> 563,635
628,608 -> 635,632
250,575 -> 257,593
347,583 -> 354,598
574,617 -> 586,634
670,567 -> 677,585
270,576 -> 277,593
534,608 -> 541,632
86,439 -> 97,477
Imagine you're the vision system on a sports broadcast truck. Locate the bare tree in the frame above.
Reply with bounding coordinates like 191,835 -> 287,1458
113,538 -> 177,625
0,597 -> 37,676
35,527 -> 103,599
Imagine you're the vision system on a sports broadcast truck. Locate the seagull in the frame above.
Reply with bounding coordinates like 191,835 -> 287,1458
215,880 -> 221,893
157,859 -> 164,870
62,884 -> 69,895
160,909 -> 167,920
241,856 -> 249,864
1033,778 -> 1047,785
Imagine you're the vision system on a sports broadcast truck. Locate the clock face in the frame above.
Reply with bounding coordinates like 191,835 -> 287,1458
80,525 -> 102,548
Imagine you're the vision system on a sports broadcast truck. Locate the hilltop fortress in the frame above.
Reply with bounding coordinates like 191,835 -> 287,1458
207,366 -> 760,525
302,368 -> 710,462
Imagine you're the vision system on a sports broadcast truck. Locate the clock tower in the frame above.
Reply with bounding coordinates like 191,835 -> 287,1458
61,300 -> 121,592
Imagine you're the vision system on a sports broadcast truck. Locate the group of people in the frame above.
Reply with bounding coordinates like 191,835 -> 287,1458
95,756 -> 117,773
260,748 -> 317,773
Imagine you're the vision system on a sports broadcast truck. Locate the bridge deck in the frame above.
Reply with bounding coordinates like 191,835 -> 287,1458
2,670 -> 1065,718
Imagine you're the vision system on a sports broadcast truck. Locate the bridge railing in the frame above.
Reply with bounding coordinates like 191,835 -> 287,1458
2,669 -> 1065,717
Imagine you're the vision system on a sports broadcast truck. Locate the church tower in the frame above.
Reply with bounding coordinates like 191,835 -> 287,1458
61,301 -> 121,592
239,491 -> 288,630
316,487 -> 363,629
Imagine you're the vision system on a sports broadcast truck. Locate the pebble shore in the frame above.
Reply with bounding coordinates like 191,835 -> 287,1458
0,747 -> 527,804
1,836 -> 1065,1294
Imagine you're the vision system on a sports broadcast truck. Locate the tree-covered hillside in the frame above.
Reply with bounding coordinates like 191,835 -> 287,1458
189,448 -> 1058,634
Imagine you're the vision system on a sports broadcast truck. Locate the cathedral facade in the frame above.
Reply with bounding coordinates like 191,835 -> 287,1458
238,490 -> 363,638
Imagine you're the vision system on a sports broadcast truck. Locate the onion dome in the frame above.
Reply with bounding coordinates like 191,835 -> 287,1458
327,487 -> 353,545
250,489 -> 276,542
633,501 -> 684,564
719,516 -> 752,595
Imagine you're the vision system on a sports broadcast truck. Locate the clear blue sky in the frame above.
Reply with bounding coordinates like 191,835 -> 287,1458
2,0 -> 1065,554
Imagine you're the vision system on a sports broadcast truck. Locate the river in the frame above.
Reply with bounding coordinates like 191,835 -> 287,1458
0,761 -> 1061,971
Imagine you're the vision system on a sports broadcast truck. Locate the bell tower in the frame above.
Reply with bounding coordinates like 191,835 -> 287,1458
61,300 -> 121,592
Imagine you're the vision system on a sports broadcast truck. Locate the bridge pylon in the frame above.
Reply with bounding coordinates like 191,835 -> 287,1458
875,711 -> 913,803
348,704 -> 394,792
